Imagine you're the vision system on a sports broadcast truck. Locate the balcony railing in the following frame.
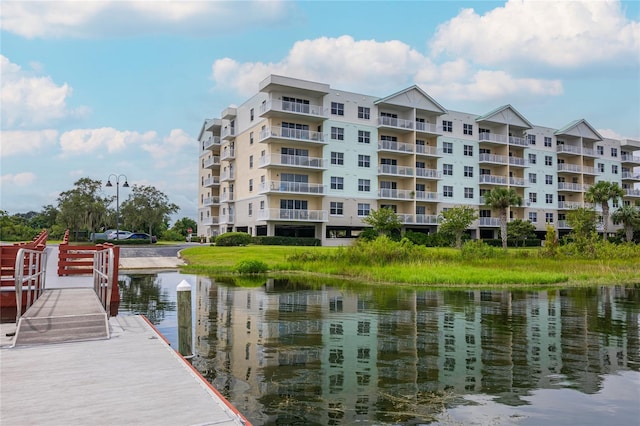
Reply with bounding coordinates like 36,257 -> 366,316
557,220 -> 571,229
557,182 -> 585,191
220,148 -> 235,161
621,154 -> 640,164
415,145 -> 440,156
259,99 -> 326,118
378,188 -> 414,200
415,191 -> 440,201
201,217 -> 219,226
479,133 -> 508,144
397,213 -> 414,224
479,217 -> 502,227
202,196 -> 220,207
622,172 -> 640,180
624,189 -> 640,197
557,145 -> 582,155
582,147 -> 597,157
220,170 -> 235,182
203,136 -> 221,151
509,177 -> 527,186
479,175 -> 508,185
259,126 -> 326,144
415,214 -> 439,224
377,116 -> 413,130
203,176 -> 220,187
479,153 -> 508,164
219,215 -> 235,224
378,165 -> 414,176
258,180 -> 325,195
508,136 -> 527,147
509,156 -> 527,167
203,156 -> 221,168
256,209 -> 328,222
558,201 -> 594,209
557,163 -> 582,173
378,140 -> 414,154
220,192 -> 234,203
221,127 -> 235,140
259,154 -> 326,169
415,122 -> 441,134
415,168 -> 441,179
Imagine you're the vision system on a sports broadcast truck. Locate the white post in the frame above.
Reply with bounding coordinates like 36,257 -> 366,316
177,280 -> 193,358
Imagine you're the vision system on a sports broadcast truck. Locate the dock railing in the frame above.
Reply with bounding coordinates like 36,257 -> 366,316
93,247 -> 115,316
14,248 -> 48,320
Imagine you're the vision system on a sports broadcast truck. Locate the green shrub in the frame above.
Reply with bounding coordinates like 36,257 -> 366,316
215,232 -> 252,246
460,240 -> 503,259
253,236 -> 320,246
404,230 -> 430,246
357,228 -> 378,241
160,229 -> 184,241
235,259 -> 269,274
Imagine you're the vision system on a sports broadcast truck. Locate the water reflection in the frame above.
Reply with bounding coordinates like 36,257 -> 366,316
118,273 -> 176,324
119,273 -> 640,425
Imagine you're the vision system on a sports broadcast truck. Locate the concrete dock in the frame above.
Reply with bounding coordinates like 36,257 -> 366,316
0,245 -> 250,425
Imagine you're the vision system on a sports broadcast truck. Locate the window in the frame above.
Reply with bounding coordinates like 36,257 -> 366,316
528,153 -> 537,164
544,137 -> 552,147
260,200 -> 264,210
249,155 -> 253,168
250,108 -> 254,121
464,166 -> 474,177
331,102 -> 344,116
443,185 -> 453,197
442,120 -> 453,132
331,151 -> 344,165
529,212 -> 538,223
529,173 -> 537,184
545,156 -> 553,166
250,131 -> 254,145
545,174 -> 553,185
358,179 -> 370,192
443,164 -> 453,176
597,163 -> 604,173
358,203 -> 370,216
527,134 -> 536,145
464,145 -> 473,156
443,142 -> 453,154
463,124 -> 473,135
358,106 -> 370,119
358,154 -> 370,168
529,193 -> 537,203
595,145 -> 603,155
545,212 -> 554,223
546,194 -> 553,204
358,130 -> 371,144
330,202 -> 344,215
612,165 -> 619,174
331,176 -> 344,190
611,147 -> 618,157
249,179 -> 253,192
331,127 -> 344,140
464,187 -> 474,199
248,203 -> 253,216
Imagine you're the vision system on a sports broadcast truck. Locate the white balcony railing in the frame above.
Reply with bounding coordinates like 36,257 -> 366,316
203,176 -> 220,187
557,182 -> 585,191
508,136 -> 527,147
479,175 -> 508,185
416,168 -> 441,179
415,145 -> 440,156
220,192 -> 234,203
479,217 -> 502,227
557,145 -> 582,155
202,196 -> 220,206
622,172 -> 640,180
415,191 -> 440,201
557,163 -> 582,173
203,156 -> 221,168
259,154 -> 326,169
201,217 -> 219,226
378,140 -> 414,154
220,170 -> 235,181
415,122 -> 441,134
259,99 -> 326,117
479,133 -> 508,144
219,215 -> 235,224
378,188 -> 414,199
259,126 -> 325,144
415,214 -> 439,224
624,189 -> 640,197
378,165 -> 414,176
377,116 -> 413,130
220,148 -> 235,161
557,201 -> 591,209
258,180 -> 325,195
621,154 -> 640,163
509,156 -> 527,167
203,136 -> 221,150
479,153 -> 508,164
509,177 -> 527,186
256,209 -> 328,222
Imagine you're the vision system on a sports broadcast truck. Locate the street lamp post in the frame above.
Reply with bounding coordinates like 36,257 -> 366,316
106,174 -> 130,240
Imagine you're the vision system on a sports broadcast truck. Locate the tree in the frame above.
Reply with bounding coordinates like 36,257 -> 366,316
483,187 -> 522,249
438,206 -> 477,248
566,207 -> 597,241
611,205 -> 640,242
171,217 -> 198,238
57,178 -> 111,240
585,181 -> 625,241
119,185 -> 179,237
362,207 -> 402,238
506,219 -> 536,247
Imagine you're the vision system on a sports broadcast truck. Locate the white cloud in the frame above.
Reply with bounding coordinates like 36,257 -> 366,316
0,0 -> 291,39
1,55 -> 88,129
59,127 -> 157,156
141,128 -> 195,168
430,0 -> 640,69
1,172 -> 37,187
212,35 -> 563,102
0,130 -> 59,157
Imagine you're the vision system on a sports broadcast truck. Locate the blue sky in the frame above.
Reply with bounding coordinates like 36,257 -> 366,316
1,0 -> 639,222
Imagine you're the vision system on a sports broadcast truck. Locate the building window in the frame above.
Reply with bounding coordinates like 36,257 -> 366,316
527,134 -> 536,145
331,102 -> 344,116
250,131 -> 254,145
250,108 -> 254,121
442,120 -> 453,132
260,200 -> 264,210
529,193 -> 537,203
358,130 -> 371,144
443,142 -> 453,154
598,163 -> 604,173
331,127 -> 344,141
546,194 -> 553,204
443,164 -> 453,176
464,145 -> 473,156
544,137 -> 552,147
464,166 -> 474,177
612,165 -> 619,174
248,202 -> 253,216
545,212 -> 554,223
358,106 -> 370,119
528,153 -> 537,164
545,155 -> 553,166
597,146 -> 604,155
331,176 -> 344,190
443,185 -> 453,197
358,179 -> 370,192
611,147 -> 618,157
249,179 -> 253,192
358,154 -> 370,168
545,174 -> 553,184
358,203 -> 371,216
463,124 -> 473,135
464,187 -> 474,199
331,151 -> 344,165
529,173 -> 537,184
529,212 -> 537,223
330,201 -> 344,215
249,155 -> 253,168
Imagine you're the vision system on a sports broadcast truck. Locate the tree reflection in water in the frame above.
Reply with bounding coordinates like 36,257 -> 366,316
118,273 -> 176,324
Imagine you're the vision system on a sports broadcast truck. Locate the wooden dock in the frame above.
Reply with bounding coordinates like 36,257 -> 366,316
0,245 -> 250,425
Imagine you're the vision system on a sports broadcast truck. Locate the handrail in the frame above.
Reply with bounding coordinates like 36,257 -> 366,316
14,248 -> 47,320
93,247 -> 115,316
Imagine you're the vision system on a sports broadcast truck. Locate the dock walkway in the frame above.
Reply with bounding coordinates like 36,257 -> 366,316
0,245 -> 249,425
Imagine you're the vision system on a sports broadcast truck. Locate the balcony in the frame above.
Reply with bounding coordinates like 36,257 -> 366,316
256,208 -> 328,222
479,217 -> 502,227
479,153 -> 508,165
259,154 -> 326,170
415,191 -> 440,201
203,156 -> 221,169
219,215 -> 235,225
479,175 -> 508,185
203,136 -> 221,151
508,136 -> 527,147
220,170 -> 235,182
378,140 -> 414,154
558,201 -> 594,210
259,126 -> 326,145
557,163 -> 582,174
621,154 -> 640,165
397,213 -> 414,224
509,177 -> 527,187
258,180 -> 325,195
556,145 -> 582,155
259,99 -> 327,121
378,188 -> 414,200
557,182 -> 585,192
415,214 -> 439,224
557,220 -> 571,229
202,196 -> 220,207
203,176 -> 220,187
220,192 -> 234,203
221,126 -> 235,141
582,147 -> 598,158
622,171 -> 640,181
479,132 -> 508,145
201,217 -> 219,226
415,121 -> 442,135
220,148 -> 235,161
415,168 -> 442,180
378,165 -> 414,177
415,145 -> 441,157
624,189 -> 640,197
509,156 -> 527,167
377,116 -> 413,131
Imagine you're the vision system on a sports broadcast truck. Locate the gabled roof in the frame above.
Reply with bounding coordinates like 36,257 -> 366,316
197,118 -> 221,141
554,119 -> 603,141
374,85 -> 447,115
475,104 -> 533,129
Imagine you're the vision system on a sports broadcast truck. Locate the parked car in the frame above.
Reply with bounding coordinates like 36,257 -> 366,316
90,229 -> 117,242
107,231 -> 133,240
125,233 -> 157,243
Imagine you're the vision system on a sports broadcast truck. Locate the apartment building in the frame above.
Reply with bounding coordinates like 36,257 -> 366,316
197,74 -> 640,245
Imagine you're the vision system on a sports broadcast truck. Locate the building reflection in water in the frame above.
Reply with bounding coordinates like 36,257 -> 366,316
190,278 -> 639,425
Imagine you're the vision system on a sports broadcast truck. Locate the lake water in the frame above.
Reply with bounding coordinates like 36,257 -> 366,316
118,271 -> 640,425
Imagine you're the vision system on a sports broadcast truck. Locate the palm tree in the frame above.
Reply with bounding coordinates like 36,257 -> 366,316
484,187 -> 522,249
611,205 -> 640,242
585,181 -> 625,240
